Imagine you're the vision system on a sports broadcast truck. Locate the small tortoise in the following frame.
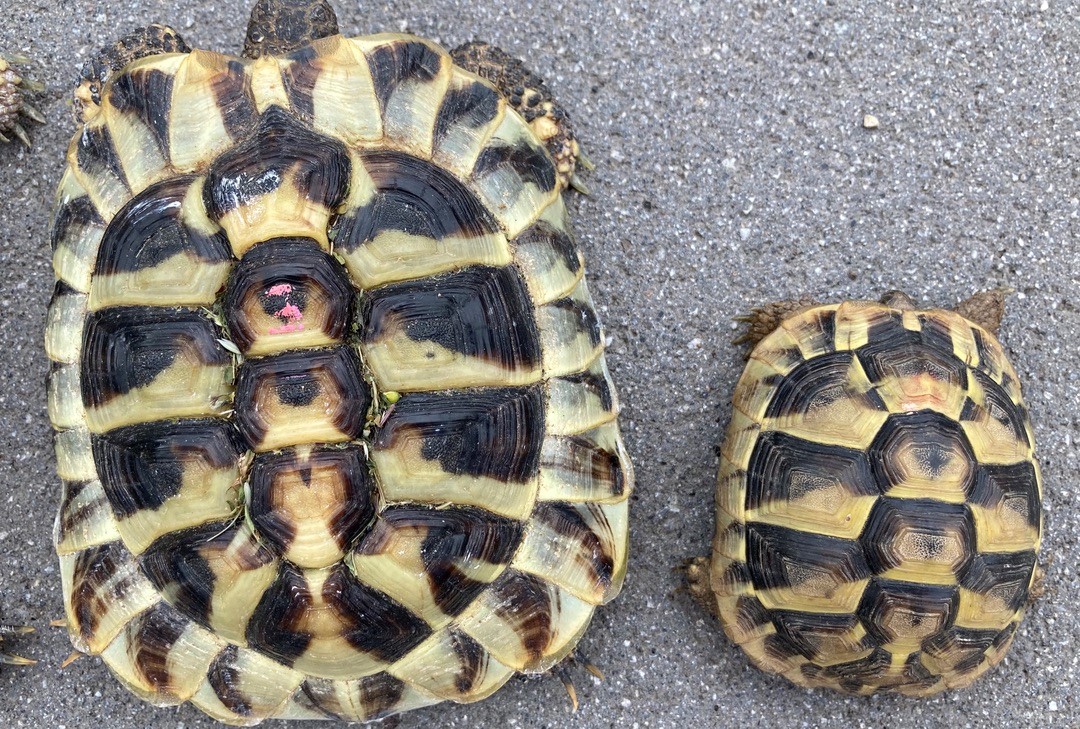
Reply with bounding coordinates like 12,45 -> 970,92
688,290 -> 1042,696
47,0 -> 631,723
0,54 -> 44,146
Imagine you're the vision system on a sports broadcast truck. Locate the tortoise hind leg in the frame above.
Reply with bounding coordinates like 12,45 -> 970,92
75,24 -> 190,125
732,298 -> 820,351
954,287 -> 1010,336
451,42 -> 585,192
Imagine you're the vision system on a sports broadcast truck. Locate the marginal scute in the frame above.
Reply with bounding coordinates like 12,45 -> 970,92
295,673 -> 439,722
387,628 -> 513,702
52,172 -> 107,293
545,358 -> 619,436
70,117 -> 130,220
55,479 -> 121,556
513,501 -> 627,603
536,279 -> 604,377
63,541 -> 160,654
512,199 -> 582,306
191,643 -> 303,723
431,71 -> 506,177
537,422 -> 629,503
469,110 -> 559,238
100,601 -> 222,705
292,36 -> 382,144
168,51 -> 256,171
358,35 -> 451,156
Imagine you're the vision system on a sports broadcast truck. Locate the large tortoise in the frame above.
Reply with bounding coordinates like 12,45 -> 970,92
46,0 -> 631,722
688,290 -> 1042,696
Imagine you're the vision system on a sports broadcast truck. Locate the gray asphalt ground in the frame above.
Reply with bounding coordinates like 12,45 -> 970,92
0,1 -> 1076,727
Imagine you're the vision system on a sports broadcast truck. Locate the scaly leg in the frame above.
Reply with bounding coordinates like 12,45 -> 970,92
451,41 -> 586,192
75,24 -> 190,125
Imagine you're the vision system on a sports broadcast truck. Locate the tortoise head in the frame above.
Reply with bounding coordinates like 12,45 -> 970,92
243,0 -> 340,58
879,290 -> 917,311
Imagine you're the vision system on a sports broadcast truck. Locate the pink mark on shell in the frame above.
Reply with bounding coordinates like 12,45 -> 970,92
268,323 -> 304,335
276,303 -> 303,321
267,283 -> 293,297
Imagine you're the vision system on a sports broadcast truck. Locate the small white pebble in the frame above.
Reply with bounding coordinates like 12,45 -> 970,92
739,227 -> 751,241
1049,700 -> 1058,711
863,114 -> 879,129
687,337 -> 702,350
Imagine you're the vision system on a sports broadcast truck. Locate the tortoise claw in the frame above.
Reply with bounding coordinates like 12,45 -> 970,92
21,102 -> 45,124
61,650 -> 85,669
576,147 -> 596,172
569,173 -> 591,196
12,124 -> 31,147
0,624 -> 36,665
552,664 -> 579,712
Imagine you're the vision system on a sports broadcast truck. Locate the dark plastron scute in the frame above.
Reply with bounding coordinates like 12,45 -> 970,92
711,299 -> 1041,696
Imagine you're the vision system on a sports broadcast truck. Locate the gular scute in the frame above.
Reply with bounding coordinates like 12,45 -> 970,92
49,27 -> 631,724
713,300 -> 1041,696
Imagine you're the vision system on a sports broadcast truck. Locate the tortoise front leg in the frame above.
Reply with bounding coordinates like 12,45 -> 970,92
0,56 -> 45,147
451,41 -> 586,192
75,24 -> 190,125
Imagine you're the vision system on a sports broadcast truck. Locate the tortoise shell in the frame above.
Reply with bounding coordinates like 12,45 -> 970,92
708,299 -> 1041,696
46,25 -> 632,725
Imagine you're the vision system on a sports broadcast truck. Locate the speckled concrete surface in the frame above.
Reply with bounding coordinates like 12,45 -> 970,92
0,1 -> 1076,727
